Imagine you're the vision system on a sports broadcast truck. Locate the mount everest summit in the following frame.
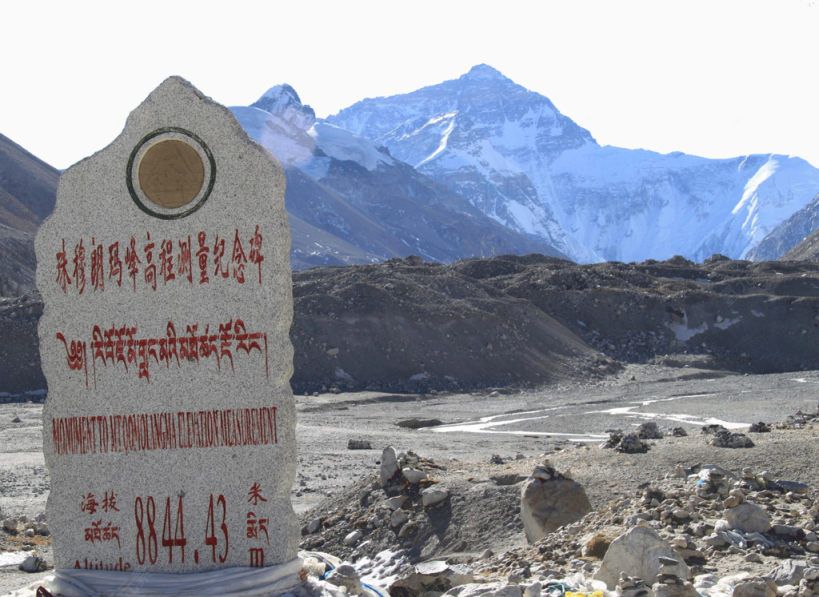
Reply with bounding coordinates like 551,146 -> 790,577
234,64 -> 819,266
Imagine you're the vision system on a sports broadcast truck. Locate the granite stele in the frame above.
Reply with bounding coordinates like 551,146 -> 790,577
35,77 -> 301,596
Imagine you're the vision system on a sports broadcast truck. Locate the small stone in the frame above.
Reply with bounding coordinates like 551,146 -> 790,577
421,486 -> 449,507
347,439 -> 372,450
343,530 -> 362,546
582,532 -> 612,558
731,579 -> 777,597
724,502 -> 771,533
390,508 -> 408,528
806,541 -> 819,553
386,495 -> 408,510
11,416 -> 22,423
402,467 -> 427,484
638,421 -> 663,439
19,555 -> 47,573
307,517 -> 323,534
3,518 -> 20,535
326,563 -> 364,595
33,522 -> 49,536
381,446 -> 400,486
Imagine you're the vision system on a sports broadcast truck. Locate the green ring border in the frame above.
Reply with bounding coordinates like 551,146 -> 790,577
126,127 -> 216,220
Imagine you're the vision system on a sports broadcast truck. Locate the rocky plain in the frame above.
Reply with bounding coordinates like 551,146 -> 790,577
1,253 -> 818,595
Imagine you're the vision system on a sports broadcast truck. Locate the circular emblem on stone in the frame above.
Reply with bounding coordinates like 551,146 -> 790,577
127,127 -> 215,219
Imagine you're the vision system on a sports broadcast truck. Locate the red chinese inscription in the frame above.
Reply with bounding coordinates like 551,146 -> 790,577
54,227 -> 265,294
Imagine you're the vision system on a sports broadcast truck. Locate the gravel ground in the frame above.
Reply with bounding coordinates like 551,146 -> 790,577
1,363 -> 817,594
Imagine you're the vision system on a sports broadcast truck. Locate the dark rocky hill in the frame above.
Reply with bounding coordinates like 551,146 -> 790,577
0,134 -> 58,296
5,254 -> 818,397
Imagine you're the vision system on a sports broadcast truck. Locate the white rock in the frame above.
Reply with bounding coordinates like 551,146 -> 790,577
731,579 -> 777,597
343,530 -> 362,546
386,495 -> 408,510
402,467 -> 427,484
381,446 -> 399,485
390,508 -> 409,528
723,502 -> 771,534
421,486 -> 449,507
595,525 -> 690,589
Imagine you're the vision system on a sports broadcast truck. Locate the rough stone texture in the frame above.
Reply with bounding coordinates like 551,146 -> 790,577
35,77 -> 298,573
520,471 -> 591,543
723,502 -> 771,533
595,526 -> 690,589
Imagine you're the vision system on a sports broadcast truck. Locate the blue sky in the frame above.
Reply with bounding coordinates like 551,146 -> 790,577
2,0 -> 817,169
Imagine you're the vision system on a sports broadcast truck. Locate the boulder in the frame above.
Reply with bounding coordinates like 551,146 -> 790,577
595,526 -> 690,589
520,467 -> 591,543
723,502 -> 771,534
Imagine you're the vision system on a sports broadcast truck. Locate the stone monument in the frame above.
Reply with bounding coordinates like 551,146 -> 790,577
35,77 -> 301,594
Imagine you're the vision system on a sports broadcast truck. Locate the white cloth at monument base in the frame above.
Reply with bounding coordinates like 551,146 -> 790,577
47,558 -> 302,596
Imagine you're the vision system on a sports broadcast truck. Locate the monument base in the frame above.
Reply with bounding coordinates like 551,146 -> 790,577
46,558 -> 303,596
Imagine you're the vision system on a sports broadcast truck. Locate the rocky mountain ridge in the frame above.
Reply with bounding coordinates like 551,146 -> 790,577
4,253 -> 818,397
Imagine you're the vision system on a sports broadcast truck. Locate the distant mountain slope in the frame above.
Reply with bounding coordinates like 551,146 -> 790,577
232,86 -> 566,267
747,194 -> 819,261
0,133 -> 58,296
0,133 -> 58,230
781,227 -> 819,261
328,65 -> 819,263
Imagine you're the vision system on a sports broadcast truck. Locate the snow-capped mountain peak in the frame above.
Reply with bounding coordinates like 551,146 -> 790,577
328,66 -> 819,263
461,63 -> 507,81
251,83 -> 316,131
